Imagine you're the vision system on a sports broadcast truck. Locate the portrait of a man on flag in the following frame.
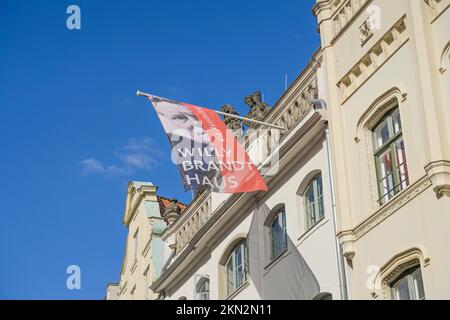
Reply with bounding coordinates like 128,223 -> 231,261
147,94 -> 268,193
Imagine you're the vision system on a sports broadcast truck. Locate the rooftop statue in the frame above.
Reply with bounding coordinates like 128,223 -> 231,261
244,91 -> 271,128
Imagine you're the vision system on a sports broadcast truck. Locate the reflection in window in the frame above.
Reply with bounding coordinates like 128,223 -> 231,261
390,266 -> 425,300
372,107 -> 409,204
195,276 -> 210,300
270,208 -> 288,260
304,174 -> 324,230
226,240 -> 247,297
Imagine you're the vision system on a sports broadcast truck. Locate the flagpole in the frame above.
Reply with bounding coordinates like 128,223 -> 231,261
137,90 -> 284,130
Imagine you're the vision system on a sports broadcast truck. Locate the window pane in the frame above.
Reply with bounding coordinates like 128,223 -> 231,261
395,138 -> 409,190
316,175 -> 324,220
196,278 -> 210,300
316,175 -> 323,197
374,120 -> 390,150
271,211 -> 287,259
392,109 -> 402,134
412,269 -> 425,300
394,278 -> 410,300
378,149 -> 393,179
236,265 -> 244,288
235,246 -> 242,267
226,241 -> 247,297
373,108 -> 409,204
305,185 -> 316,228
377,150 -> 395,202
227,258 -> 234,295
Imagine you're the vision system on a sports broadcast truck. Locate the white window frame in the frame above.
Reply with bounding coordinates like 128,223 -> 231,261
270,208 -> 288,260
304,174 -> 324,230
225,240 -> 247,298
372,106 -> 409,205
390,266 -> 425,300
133,229 -> 139,262
194,275 -> 210,300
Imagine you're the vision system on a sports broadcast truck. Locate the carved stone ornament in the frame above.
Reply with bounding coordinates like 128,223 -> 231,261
162,198 -> 181,225
244,91 -> 271,128
221,104 -> 243,131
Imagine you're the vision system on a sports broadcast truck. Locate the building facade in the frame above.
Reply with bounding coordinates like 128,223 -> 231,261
108,181 -> 186,300
313,0 -> 450,299
107,0 -> 450,300
150,52 -> 347,300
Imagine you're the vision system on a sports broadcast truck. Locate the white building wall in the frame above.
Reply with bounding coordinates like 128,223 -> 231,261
165,137 -> 341,300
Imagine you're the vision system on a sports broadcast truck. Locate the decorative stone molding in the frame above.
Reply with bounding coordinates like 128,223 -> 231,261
377,247 -> 430,299
359,19 -> 374,46
337,16 -> 409,104
338,230 -> 356,265
162,198 -> 181,225
174,194 -> 212,254
221,104 -> 244,139
424,0 -> 450,22
274,80 -> 318,138
123,182 -> 158,227
355,87 -> 408,139
354,87 -> 407,209
425,160 -> 450,198
338,176 -> 433,264
331,0 -> 372,41
355,175 -> 432,240
244,91 -> 271,128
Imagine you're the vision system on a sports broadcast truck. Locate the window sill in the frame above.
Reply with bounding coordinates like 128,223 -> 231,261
263,249 -> 291,274
297,217 -> 329,245
226,281 -> 250,300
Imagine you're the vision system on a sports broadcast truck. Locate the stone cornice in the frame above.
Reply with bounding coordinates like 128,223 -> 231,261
313,0 -> 332,17
425,160 -> 450,198
123,182 -> 158,227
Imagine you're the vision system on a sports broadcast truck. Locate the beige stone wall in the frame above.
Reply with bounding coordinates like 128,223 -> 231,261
314,0 -> 450,299
116,182 -> 165,300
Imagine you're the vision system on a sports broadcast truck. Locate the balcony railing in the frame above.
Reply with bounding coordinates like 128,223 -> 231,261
174,193 -> 212,253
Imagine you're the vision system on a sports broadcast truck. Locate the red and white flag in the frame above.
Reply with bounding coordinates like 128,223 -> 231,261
147,94 -> 268,193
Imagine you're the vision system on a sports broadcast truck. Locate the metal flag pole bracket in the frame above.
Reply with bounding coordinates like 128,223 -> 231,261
136,90 -> 284,130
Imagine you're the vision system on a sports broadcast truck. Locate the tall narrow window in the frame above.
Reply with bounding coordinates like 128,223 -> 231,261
195,276 -> 210,300
134,230 -> 139,261
145,271 -> 151,300
304,174 -> 324,230
130,286 -> 136,300
390,266 -> 425,300
226,240 -> 247,297
373,107 -> 409,204
270,208 -> 287,260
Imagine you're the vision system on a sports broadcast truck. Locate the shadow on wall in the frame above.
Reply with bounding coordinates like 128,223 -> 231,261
247,203 -> 321,300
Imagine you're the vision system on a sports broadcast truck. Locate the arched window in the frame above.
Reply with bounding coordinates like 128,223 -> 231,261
270,208 -> 287,260
195,276 -> 210,300
304,174 -> 324,230
225,240 -> 247,297
372,106 -> 409,204
390,265 -> 425,300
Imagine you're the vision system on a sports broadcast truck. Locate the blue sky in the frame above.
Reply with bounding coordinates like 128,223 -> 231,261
0,0 -> 319,299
